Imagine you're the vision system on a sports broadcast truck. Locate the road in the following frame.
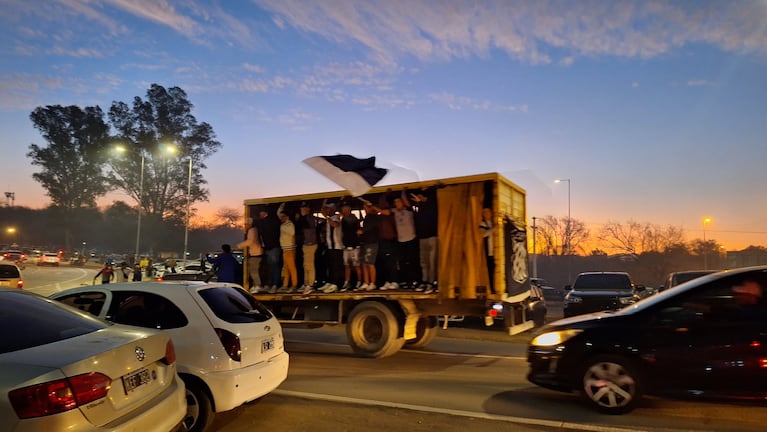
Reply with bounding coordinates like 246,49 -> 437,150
23,266 -> 767,432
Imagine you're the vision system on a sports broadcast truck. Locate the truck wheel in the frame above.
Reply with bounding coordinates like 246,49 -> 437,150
346,301 -> 403,358
405,316 -> 438,349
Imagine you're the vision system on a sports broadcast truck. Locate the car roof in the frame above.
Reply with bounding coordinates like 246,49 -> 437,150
577,271 -> 630,276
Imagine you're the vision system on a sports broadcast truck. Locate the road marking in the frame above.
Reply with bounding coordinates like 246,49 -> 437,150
26,268 -> 93,295
273,389 -> 690,432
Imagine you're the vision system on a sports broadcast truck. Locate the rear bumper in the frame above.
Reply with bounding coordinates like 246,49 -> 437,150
204,350 -> 290,412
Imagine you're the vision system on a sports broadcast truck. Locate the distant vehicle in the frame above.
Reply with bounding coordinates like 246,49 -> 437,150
0,288 -> 187,431
51,281 -> 290,432
530,277 -> 564,301
37,252 -> 61,266
528,266 -> 767,414
563,272 -> 643,317
0,263 -> 23,289
659,270 -> 718,292
0,250 -> 26,269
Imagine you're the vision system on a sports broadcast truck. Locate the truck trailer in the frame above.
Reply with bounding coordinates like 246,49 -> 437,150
243,172 -> 535,357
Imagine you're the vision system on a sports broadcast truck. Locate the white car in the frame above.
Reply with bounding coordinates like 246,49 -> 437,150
37,252 -> 61,266
51,281 -> 290,432
0,288 -> 187,432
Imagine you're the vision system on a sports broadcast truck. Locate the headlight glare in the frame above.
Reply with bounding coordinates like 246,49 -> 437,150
531,329 -> 583,347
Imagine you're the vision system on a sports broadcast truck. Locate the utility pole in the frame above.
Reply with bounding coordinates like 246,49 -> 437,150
531,216 -> 538,279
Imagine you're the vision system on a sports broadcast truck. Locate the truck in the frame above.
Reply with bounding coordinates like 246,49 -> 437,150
243,172 -> 535,357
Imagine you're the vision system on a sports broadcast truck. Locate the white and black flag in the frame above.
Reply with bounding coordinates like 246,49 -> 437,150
303,154 -> 388,196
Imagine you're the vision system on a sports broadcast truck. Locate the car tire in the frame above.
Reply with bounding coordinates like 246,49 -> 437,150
579,354 -> 642,414
346,301 -> 403,358
182,378 -> 215,432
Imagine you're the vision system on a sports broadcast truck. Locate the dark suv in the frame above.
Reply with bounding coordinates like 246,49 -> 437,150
563,272 -> 641,317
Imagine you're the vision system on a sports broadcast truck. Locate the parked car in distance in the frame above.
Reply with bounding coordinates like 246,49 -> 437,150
659,269 -> 718,292
531,277 -> 564,302
528,266 -> 767,414
0,288 -> 187,431
563,272 -> 643,317
37,252 -> 61,266
50,281 -> 290,432
0,262 -> 23,289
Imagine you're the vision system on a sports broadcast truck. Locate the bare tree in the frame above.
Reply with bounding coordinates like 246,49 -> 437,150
599,220 -> 687,256
536,215 -> 589,255
215,207 -> 241,229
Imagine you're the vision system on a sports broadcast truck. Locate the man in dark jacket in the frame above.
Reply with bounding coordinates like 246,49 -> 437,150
207,244 -> 241,284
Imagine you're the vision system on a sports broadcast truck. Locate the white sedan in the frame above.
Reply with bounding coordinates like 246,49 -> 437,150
50,281 -> 290,432
0,288 -> 187,432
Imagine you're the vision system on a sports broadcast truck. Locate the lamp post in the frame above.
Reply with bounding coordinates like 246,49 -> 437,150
182,156 -> 192,263
703,217 -> 712,270
531,216 -> 538,279
115,145 -> 145,262
555,178 -> 572,282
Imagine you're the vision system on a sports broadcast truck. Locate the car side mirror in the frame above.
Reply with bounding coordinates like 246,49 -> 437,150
564,285 -> 572,291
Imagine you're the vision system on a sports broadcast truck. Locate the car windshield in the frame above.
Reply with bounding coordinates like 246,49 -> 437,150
574,274 -> 632,290
0,291 -> 105,354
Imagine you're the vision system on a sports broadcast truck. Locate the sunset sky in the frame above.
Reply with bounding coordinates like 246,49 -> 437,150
1,0 -> 766,250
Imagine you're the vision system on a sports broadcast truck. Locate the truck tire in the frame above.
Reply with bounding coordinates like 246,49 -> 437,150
346,301 -> 404,358
405,316 -> 438,349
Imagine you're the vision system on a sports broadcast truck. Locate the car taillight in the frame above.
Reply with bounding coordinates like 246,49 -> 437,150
17,279 -> 24,289
9,373 -> 111,419
215,328 -> 241,362
163,339 -> 176,365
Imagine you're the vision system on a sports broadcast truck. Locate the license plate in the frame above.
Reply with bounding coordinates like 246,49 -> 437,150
261,337 -> 275,353
122,368 -> 152,394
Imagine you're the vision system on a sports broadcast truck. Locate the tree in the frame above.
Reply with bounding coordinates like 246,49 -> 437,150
107,84 -> 222,222
536,215 -> 589,255
27,105 -> 111,248
215,207 -> 241,229
598,220 -> 686,256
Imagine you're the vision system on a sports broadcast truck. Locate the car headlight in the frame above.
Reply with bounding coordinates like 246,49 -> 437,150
618,296 -> 636,305
530,329 -> 583,347
564,295 -> 582,304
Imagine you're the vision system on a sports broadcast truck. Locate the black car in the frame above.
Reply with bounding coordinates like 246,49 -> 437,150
563,271 -> 641,317
527,266 -> 767,413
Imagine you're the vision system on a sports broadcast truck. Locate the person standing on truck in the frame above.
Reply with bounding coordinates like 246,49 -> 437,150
378,198 -> 399,290
237,217 -> 264,293
393,191 -> 420,290
278,205 -> 298,292
340,203 -> 362,292
412,187 -> 439,293
296,202 -> 319,294
320,202 -> 344,293
357,200 -> 381,291
480,207 -> 496,293
256,205 -> 282,293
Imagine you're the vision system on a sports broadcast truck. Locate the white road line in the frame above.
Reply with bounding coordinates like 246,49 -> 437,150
274,389 -> 688,432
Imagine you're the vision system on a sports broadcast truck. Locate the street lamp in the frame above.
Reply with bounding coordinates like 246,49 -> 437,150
183,156 -> 192,263
703,217 -> 712,270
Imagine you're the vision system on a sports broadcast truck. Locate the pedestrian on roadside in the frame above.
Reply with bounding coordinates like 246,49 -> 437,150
206,244 -> 240,284
93,263 -> 115,285
132,264 -> 142,281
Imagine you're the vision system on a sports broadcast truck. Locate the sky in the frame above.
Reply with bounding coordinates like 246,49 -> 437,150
1,0 -> 766,251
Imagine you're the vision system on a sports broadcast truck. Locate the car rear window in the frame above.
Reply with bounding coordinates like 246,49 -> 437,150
198,286 -> 273,323
0,264 -> 20,278
0,291 -> 105,354
574,274 -> 632,290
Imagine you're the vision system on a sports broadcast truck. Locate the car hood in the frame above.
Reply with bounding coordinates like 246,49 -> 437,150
545,310 -> 621,328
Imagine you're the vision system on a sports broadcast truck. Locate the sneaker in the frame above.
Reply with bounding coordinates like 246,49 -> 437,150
355,283 -> 368,291
277,286 -> 290,293
322,284 -> 338,293
423,286 -> 434,294
340,282 -> 351,292
268,285 -> 277,294
388,282 -> 400,290
249,285 -> 262,294
414,283 -> 425,292
355,281 -> 363,290
365,283 -> 376,291
302,285 -> 314,294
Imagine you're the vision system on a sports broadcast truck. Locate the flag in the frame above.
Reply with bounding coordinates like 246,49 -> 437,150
303,154 -> 388,196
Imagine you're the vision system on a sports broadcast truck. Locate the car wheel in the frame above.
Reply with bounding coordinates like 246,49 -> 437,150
580,354 -> 641,414
182,378 -> 215,432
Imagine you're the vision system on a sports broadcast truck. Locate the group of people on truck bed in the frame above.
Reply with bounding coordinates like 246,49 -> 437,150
238,186 -> 496,295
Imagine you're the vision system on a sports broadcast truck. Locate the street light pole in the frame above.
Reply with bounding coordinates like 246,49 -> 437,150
531,216 -> 538,279
702,217 -> 712,270
182,157 -> 192,263
135,154 -> 145,262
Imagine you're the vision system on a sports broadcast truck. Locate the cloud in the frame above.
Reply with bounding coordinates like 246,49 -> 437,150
429,92 -> 526,112
687,79 -> 716,87
254,0 -> 767,64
